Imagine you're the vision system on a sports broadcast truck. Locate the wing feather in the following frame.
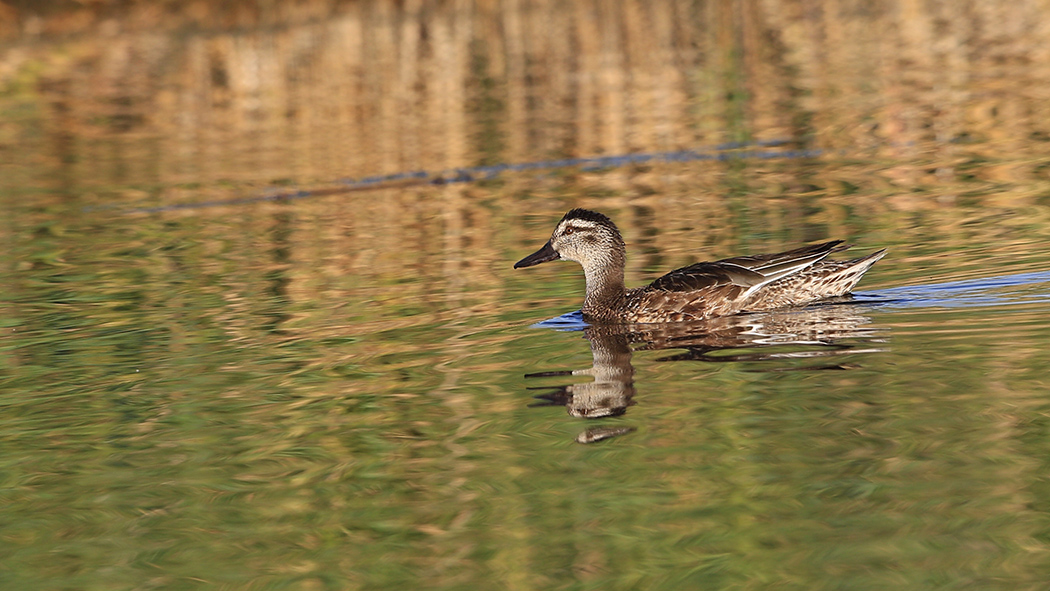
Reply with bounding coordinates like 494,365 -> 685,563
646,240 -> 848,295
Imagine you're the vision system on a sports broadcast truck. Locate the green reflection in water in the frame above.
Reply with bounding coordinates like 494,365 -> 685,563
4,194 -> 1050,590
4,1 -> 1050,589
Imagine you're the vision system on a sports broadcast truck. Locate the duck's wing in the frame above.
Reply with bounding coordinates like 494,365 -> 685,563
715,240 -> 849,272
630,241 -> 849,321
646,262 -> 765,293
648,240 -> 847,296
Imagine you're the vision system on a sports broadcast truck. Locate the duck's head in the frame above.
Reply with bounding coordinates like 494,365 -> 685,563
514,208 -> 625,270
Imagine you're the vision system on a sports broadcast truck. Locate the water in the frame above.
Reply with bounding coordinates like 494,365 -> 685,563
4,1 -> 1050,589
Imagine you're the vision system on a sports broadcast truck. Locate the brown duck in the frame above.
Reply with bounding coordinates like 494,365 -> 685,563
514,208 -> 886,323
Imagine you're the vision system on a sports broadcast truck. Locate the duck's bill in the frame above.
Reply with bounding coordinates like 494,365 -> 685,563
514,241 -> 560,268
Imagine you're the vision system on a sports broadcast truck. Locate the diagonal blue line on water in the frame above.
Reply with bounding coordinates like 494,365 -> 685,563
855,270 -> 1050,310
89,139 -> 819,215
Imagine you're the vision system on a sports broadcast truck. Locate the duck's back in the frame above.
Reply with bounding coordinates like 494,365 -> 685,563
620,241 -> 886,322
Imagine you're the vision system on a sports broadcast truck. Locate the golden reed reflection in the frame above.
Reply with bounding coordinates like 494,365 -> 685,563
3,0 -> 1050,191
526,302 -> 887,443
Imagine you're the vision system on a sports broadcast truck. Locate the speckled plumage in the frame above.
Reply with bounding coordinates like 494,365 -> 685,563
514,208 -> 887,323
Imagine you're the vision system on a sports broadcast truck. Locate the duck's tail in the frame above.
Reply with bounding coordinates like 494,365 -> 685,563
745,247 -> 887,309
830,248 -> 888,294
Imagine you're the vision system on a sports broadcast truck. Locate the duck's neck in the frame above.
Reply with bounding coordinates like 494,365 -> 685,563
581,248 -> 627,320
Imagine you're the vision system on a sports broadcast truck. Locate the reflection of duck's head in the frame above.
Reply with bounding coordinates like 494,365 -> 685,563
531,378 -> 635,419
566,381 -> 632,418
529,329 -> 636,419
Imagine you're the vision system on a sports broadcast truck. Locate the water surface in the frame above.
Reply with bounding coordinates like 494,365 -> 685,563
4,2 -> 1050,589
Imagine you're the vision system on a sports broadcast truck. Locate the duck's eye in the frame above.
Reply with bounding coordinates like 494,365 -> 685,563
564,227 -> 575,235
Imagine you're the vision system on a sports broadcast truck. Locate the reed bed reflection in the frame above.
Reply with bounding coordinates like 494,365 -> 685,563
3,0 -> 1050,195
3,0 -> 1050,304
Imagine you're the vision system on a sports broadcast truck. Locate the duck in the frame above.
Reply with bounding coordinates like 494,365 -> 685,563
514,208 -> 886,323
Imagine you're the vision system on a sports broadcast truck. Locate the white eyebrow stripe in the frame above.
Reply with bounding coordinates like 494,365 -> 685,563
560,221 -> 599,232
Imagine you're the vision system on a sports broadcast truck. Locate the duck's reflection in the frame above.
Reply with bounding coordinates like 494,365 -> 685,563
526,303 -> 887,443
527,329 -> 636,418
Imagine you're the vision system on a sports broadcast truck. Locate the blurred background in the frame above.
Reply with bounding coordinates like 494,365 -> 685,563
4,0 -> 1050,289
4,1 -> 1050,590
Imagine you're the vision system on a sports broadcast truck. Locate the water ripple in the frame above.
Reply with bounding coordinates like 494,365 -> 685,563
857,270 -> 1050,309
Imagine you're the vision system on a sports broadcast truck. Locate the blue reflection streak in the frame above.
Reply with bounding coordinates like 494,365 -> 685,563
856,270 -> 1050,310
95,139 -> 818,214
